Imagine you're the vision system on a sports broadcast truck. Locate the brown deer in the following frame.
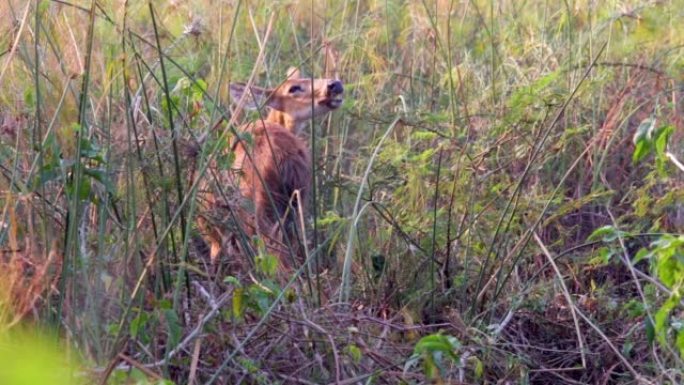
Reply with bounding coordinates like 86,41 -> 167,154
199,69 -> 344,265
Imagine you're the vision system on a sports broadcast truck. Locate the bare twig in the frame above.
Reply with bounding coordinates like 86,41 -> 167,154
533,231 -> 587,368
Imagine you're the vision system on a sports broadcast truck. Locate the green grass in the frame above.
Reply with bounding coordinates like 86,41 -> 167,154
0,0 -> 683,383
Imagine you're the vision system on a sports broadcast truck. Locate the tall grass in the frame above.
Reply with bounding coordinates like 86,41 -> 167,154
0,0 -> 682,383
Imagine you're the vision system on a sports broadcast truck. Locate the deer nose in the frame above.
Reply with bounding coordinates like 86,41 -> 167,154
327,80 -> 344,95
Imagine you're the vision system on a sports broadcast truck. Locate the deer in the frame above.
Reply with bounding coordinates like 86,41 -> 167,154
198,69 -> 344,267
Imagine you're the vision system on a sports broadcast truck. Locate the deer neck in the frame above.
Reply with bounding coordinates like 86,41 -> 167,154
267,109 -> 305,135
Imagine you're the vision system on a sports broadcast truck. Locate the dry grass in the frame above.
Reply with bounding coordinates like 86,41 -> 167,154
0,0 -> 682,384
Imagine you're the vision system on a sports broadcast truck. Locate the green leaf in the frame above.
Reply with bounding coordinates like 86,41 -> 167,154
79,138 -> 104,163
654,125 -> 675,172
632,140 -> 652,164
24,87 -> 35,108
247,283 -> 276,314
84,167 -> 114,195
411,130 -> 438,141
654,296 -> 678,345
66,175 -> 91,200
232,287 -> 244,320
592,246 -> 615,265
130,312 -> 149,339
473,356 -> 484,379
256,253 -> 278,278
677,329 -> 684,359
655,250 -> 677,287
632,248 -> 651,264
653,125 -> 674,157
633,117 -> 656,145
587,225 -> 626,242
632,117 -> 656,164
623,299 -> 645,318
413,333 -> 461,362
164,309 -> 181,347
171,77 -> 192,95
223,275 -> 241,287
345,344 -> 362,364
644,316 -> 655,346
192,79 -> 208,102
316,211 -> 345,227
158,299 -> 173,310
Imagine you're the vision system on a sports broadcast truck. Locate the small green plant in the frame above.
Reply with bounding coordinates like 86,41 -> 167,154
404,333 -> 462,383
587,225 -> 632,265
636,234 -> 684,359
224,269 -> 282,321
629,114 -> 684,358
632,117 -> 674,174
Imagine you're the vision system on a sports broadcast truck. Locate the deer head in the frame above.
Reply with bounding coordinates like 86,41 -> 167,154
229,68 -> 344,135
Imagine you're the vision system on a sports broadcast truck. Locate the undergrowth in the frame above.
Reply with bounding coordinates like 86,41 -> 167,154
0,0 -> 683,384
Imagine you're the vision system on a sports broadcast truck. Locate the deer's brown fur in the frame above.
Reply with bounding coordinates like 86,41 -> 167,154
233,119 -> 311,234
199,69 -> 344,265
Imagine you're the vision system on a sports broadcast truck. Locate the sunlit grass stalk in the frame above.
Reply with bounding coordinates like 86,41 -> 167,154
90,71 -> 116,362
340,115 -> 401,303
129,38 -> 179,287
309,0 -> 320,305
429,148 -> 444,316
59,0 -> 97,331
32,1 -> 53,326
122,56 -> 167,292
148,4 -> 190,312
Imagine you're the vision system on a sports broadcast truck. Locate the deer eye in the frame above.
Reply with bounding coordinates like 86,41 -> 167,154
288,85 -> 303,93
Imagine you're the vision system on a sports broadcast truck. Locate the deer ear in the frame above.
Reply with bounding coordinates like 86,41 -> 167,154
229,83 -> 271,110
286,67 -> 301,80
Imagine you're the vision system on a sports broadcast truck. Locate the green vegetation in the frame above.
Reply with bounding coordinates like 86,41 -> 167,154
0,0 -> 682,383
0,327 -> 83,385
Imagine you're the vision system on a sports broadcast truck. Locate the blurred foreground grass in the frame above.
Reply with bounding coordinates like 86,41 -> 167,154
0,325 -> 81,385
0,0 -> 683,383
